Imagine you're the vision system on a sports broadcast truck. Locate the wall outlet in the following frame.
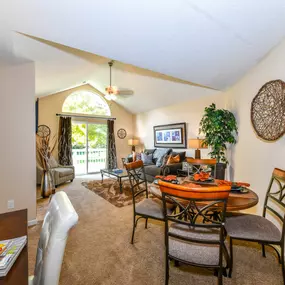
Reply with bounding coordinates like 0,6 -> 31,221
7,200 -> 14,209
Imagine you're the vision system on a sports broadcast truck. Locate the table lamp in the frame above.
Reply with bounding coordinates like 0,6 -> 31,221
188,138 -> 207,159
128,138 -> 139,152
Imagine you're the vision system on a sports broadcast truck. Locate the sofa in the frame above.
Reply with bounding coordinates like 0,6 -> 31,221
125,148 -> 186,182
37,156 -> 75,187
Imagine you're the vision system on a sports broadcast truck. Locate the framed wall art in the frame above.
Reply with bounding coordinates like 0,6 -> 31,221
153,122 -> 187,148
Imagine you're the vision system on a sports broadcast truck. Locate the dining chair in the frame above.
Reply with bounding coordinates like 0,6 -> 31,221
225,168 -> 285,282
125,160 -> 173,244
186,158 -> 217,178
29,192 -> 79,285
158,180 -> 231,285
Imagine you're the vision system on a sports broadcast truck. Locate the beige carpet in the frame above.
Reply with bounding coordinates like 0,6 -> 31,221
29,178 -> 283,285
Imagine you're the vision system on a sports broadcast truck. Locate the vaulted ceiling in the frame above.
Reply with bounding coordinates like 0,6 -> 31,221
1,0 -> 285,113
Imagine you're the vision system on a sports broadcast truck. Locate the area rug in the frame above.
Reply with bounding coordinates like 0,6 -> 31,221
82,179 -> 144,207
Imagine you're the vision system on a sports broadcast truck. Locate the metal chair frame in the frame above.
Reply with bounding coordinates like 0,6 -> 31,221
186,158 -> 217,178
228,168 -> 285,283
160,182 -> 231,285
126,160 -> 165,244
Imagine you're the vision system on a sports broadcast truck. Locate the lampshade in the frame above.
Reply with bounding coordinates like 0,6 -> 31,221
188,138 -> 207,149
128,139 -> 139,146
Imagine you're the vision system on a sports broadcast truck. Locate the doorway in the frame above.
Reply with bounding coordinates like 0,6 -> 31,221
71,122 -> 107,175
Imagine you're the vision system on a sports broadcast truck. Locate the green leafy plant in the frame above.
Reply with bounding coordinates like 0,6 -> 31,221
199,103 -> 238,164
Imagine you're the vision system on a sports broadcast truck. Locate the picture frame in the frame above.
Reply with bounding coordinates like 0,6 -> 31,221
154,122 -> 187,148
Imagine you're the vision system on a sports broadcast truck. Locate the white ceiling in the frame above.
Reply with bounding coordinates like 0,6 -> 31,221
10,33 -> 217,113
1,0 -> 285,113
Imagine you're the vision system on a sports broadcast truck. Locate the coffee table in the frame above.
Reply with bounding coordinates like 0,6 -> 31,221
100,169 -> 129,194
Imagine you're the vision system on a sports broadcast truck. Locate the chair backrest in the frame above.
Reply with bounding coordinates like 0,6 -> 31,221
263,168 -> 285,239
121,157 -> 127,168
158,180 -> 231,245
186,158 -> 217,178
32,192 -> 79,285
125,160 -> 148,207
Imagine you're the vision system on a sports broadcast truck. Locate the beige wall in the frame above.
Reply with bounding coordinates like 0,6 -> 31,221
0,62 -> 36,221
224,39 -> 285,213
38,84 -> 134,168
135,92 -> 225,157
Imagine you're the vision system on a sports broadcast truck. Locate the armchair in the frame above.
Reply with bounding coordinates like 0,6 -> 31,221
37,156 -> 75,187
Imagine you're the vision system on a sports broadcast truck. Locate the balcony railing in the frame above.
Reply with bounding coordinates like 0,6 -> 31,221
72,148 -> 106,174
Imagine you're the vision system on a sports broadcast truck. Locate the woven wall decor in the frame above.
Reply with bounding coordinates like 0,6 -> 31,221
251,79 -> 285,141
117,128 -> 127,139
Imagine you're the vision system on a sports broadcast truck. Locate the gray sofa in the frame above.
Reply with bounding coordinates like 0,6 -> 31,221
125,148 -> 185,182
144,148 -> 185,182
36,156 -> 75,187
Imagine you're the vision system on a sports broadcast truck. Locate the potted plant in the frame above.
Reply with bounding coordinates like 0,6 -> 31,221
199,103 -> 238,179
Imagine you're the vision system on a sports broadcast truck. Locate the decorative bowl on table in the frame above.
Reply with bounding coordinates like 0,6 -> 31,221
189,172 -> 215,184
154,175 -> 179,184
112,169 -> 124,174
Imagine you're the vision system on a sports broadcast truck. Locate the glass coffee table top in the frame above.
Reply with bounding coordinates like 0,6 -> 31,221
101,168 -> 128,177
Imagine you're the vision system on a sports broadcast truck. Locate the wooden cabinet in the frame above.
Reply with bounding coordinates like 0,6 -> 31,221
0,209 -> 28,285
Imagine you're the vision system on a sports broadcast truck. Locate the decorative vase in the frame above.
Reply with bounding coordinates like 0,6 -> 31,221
41,170 -> 53,198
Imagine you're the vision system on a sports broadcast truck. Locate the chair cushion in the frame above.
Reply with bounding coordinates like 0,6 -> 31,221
169,237 -> 221,266
135,198 -> 172,220
169,223 -> 220,242
225,214 -> 281,242
54,167 -> 74,178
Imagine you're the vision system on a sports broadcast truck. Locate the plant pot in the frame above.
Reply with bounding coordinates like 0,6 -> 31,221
215,163 -> 226,180
41,170 -> 53,198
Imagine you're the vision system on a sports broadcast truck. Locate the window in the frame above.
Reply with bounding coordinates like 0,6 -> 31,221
63,92 -> 109,175
62,91 -> 111,116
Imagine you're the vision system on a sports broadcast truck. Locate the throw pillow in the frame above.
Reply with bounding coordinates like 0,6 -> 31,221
141,153 -> 154,165
161,155 -> 169,168
153,148 -> 172,167
144,149 -> 156,155
135,152 -> 142,161
171,151 -> 186,162
167,154 -> 180,165
48,156 -> 59,168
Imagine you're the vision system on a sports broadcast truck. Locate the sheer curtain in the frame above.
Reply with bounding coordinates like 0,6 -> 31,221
107,119 -> 117,169
58,117 -> 73,165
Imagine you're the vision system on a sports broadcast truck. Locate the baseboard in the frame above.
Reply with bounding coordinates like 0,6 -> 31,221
28,219 -> 38,227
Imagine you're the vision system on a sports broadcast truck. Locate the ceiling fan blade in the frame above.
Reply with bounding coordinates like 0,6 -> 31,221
117,89 -> 134,95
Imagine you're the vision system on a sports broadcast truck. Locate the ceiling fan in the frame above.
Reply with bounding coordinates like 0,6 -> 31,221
104,60 -> 134,101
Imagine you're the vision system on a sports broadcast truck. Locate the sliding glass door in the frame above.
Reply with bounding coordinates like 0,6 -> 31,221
72,122 -> 107,175
87,123 -> 107,173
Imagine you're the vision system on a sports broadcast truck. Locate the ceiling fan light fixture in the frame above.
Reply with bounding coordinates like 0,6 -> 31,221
105,86 -> 118,94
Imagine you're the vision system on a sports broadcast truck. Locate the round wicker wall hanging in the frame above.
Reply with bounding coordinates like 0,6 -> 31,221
251,79 -> 285,141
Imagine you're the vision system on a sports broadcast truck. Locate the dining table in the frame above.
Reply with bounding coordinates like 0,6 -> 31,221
149,178 -> 259,212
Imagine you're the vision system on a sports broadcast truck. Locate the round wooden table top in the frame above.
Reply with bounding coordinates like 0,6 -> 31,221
149,182 -> 259,212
